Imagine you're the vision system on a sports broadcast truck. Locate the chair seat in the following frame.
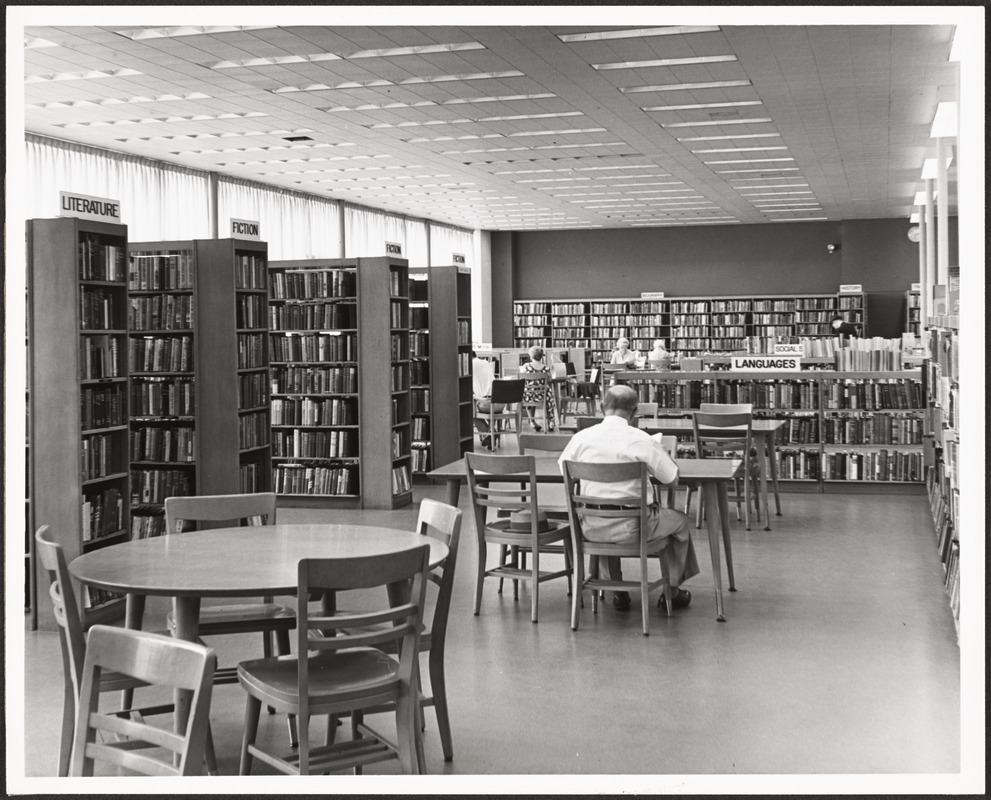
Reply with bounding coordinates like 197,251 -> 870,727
483,517 -> 570,545
238,649 -> 401,710
167,602 -> 295,634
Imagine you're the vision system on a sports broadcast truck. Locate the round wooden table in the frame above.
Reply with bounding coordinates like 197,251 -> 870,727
70,523 -> 449,743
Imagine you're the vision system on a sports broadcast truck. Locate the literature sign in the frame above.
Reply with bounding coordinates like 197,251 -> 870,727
773,343 -> 805,356
59,191 -> 121,223
730,355 -> 802,372
911,282 -> 921,291
640,291 -> 665,299
839,284 -> 863,293
386,241 -> 403,256
231,218 -> 261,240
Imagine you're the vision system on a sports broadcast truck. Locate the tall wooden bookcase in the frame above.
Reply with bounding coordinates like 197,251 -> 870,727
29,217 -> 131,629
127,238 -> 272,539
409,265 -> 474,476
268,257 -> 412,509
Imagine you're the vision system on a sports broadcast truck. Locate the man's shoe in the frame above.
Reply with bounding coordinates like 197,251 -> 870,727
480,436 -> 492,449
657,588 -> 692,611
612,592 -> 632,611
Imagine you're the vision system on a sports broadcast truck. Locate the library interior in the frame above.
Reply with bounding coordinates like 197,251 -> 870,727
6,8 -> 985,795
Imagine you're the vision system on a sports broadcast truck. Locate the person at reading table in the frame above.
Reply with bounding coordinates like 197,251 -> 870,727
830,315 -> 860,337
646,339 -> 671,369
609,337 -> 638,368
520,345 -> 557,432
558,385 -> 699,612
472,351 -> 501,449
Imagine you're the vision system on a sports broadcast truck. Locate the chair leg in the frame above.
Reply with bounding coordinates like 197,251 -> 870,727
571,551 -> 583,631
511,546 -> 520,601
204,721 -> 218,776
530,548 -> 539,623
273,628 -> 299,748
429,650 -> 454,762
496,543 -> 507,594
395,691 -> 420,775
659,554 -> 673,618
695,493 -> 704,529
640,556 -> 650,636
564,538 -> 573,597
474,541 -> 486,615
351,711 -> 363,775
57,680 -> 74,777
239,694 -> 262,775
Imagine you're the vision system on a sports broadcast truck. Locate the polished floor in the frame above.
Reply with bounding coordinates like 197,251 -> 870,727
19,459 -> 962,788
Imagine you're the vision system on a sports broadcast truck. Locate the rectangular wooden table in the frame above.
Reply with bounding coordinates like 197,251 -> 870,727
428,456 -> 742,621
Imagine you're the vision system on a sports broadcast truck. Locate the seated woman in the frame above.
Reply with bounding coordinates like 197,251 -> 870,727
610,337 -> 638,368
646,338 -> 672,369
520,345 -> 557,432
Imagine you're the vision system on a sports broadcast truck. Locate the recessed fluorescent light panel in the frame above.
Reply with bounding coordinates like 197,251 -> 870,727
25,68 -> 142,84
678,133 -> 781,142
115,25 -> 277,40
557,26 -> 719,42
644,101 -> 762,112
692,147 -> 788,154
661,118 -> 773,128
56,111 -> 269,129
26,92 -> 212,109
620,80 -> 751,94
705,158 -> 795,164
275,71 -> 525,93
25,36 -> 59,48
593,55 -> 736,70
213,42 -> 486,69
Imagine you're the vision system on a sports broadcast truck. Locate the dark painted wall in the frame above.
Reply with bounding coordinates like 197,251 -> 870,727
492,217 -> 952,344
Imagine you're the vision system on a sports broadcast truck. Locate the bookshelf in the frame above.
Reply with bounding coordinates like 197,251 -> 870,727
128,238 -> 272,540
409,266 -> 474,477
924,326 -> 959,636
616,369 -> 924,491
905,289 -> 922,335
513,292 -> 869,368
268,257 -> 412,509
28,217 -> 131,629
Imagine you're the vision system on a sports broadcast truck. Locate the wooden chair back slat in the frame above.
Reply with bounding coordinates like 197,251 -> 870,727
165,492 -> 277,534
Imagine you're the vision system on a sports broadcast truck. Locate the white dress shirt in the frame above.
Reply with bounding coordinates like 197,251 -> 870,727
472,357 -> 494,398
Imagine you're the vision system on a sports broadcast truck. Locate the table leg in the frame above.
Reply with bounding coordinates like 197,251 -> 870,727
172,595 -> 201,760
756,432 -> 771,531
768,431 -> 782,516
120,594 -> 147,710
700,481 -> 726,622
444,478 -> 461,507
715,480 -> 736,592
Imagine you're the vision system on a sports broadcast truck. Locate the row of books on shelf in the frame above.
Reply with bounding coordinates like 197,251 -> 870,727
410,332 -> 429,357
821,415 -> 924,445
392,364 -> 409,392
128,252 -> 194,290
235,295 -> 266,328
81,334 -> 125,379
411,446 -> 432,473
412,416 -> 430,439
80,434 -> 124,481
822,380 -> 923,410
83,587 -> 126,610
129,335 -> 193,373
270,333 -> 356,363
833,347 -> 906,372
238,373 -> 268,409
79,288 -> 123,330
129,294 -> 194,331
392,429 -> 410,459
81,487 -> 124,541
271,269 -> 355,300
457,353 -> 471,377
237,334 -> 267,369
268,302 -> 355,331
80,236 -> 127,282
239,464 -> 263,493
631,381 -> 821,410
81,385 -> 127,430
131,512 -> 166,539
820,450 -> 923,481
457,320 -> 472,345
131,468 -> 192,504
411,361 -> 430,384
272,429 -> 356,458
390,301 -> 407,328
389,272 -> 405,297
239,412 -> 269,449
274,463 -> 357,495
271,397 -> 357,426
271,365 -> 357,394
130,427 -> 195,463
131,378 -> 194,416
391,465 -> 412,495
408,277 -> 428,302
411,389 -> 431,413
391,334 -> 408,361
233,254 -> 267,290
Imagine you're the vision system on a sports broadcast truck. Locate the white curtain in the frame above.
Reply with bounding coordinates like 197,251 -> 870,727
429,222 -> 475,267
25,134 -> 211,242
218,177 -> 341,261
405,218 -> 429,268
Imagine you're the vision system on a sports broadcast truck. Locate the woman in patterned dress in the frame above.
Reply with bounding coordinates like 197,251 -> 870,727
520,345 -> 556,432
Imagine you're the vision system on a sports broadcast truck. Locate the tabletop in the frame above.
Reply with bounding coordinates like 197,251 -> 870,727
69,524 -> 448,598
428,455 -> 742,482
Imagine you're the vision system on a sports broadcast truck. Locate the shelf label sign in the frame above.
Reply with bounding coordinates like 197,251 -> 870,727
640,291 -> 665,299
59,191 -> 121,223
730,356 -> 802,371
231,218 -> 261,240
773,343 -> 805,356
839,284 -> 863,293
453,252 -> 466,264
386,241 -> 403,256
911,282 -> 921,291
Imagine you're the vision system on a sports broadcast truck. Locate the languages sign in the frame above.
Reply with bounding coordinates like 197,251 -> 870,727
231,218 -> 261,240
59,191 -> 121,223
730,356 -> 802,372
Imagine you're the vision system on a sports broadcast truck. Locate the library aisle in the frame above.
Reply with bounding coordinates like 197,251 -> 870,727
22,484 -> 960,779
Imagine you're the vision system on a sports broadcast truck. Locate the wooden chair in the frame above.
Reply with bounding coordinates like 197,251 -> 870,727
690,411 -> 761,531
521,371 -> 555,431
237,545 -> 431,775
34,526 -> 216,777
575,415 -> 603,431
164,493 -> 297,742
474,378 -> 524,450
344,500 -> 463,763
465,452 -> 572,623
557,362 -> 596,422
70,625 -> 216,777
562,460 -> 674,637
636,402 -> 659,419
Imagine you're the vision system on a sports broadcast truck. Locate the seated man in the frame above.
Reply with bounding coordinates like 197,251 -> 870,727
830,315 -> 860,337
472,352 -> 501,448
557,385 -> 699,611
